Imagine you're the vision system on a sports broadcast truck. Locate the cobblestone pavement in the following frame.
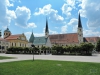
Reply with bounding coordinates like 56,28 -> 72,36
0,53 -> 100,63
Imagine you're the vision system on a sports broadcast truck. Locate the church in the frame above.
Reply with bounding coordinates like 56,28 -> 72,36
29,18 -> 52,48
29,13 -> 100,47
49,13 -> 100,46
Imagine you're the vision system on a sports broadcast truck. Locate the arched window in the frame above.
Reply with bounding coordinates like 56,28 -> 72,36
15,43 -> 16,46
12,43 -> 13,46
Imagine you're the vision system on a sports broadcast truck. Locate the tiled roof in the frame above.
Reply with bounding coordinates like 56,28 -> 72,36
5,34 -> 22,40
49,33 -> 79,44
33,37 -> 47,45
84,37 -> 100,42
0,37 -> 8,41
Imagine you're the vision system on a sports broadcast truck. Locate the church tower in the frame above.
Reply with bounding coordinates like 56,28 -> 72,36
77,13 -> 83,44
4,27 -> 11,39
45,18 -> 49,38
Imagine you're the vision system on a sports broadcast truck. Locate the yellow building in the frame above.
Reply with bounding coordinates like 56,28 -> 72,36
4,27 -> 28,48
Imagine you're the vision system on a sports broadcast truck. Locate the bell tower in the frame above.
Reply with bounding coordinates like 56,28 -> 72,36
4,27 -> 11,39
77,13 -> 83,44
45,18 -> 49,38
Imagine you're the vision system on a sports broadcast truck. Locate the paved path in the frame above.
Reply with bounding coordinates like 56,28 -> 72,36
0,53 -> 100,63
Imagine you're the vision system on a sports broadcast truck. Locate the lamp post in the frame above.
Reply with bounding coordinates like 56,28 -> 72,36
31,44 -> 35,61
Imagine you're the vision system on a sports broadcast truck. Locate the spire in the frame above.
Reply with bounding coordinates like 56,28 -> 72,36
45,17 -> 49,33
78,13 -> 82,28
29,31 -> 34,43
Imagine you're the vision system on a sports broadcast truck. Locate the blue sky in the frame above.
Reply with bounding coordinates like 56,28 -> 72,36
0,0 -> 100,40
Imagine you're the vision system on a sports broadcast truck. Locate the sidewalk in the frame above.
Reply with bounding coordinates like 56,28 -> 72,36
0,53 -> 100,63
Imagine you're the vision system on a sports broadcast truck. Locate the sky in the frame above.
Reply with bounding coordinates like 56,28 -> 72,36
0,0 -> 100,40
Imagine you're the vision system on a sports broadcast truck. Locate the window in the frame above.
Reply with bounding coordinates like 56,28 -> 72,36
15,43 -> 16,46
12,43 -> 13,46
25,44 -> 26,47
20,43 -> 21,47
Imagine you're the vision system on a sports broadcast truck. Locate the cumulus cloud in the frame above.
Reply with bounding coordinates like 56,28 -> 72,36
79,0 -> 100,29
49,29 -> 58,34
27,23 -> 37,28
13,6 -> 37,28
68,18 -> 78,32
61,25 -> 67,33
68,18 -> 78,25
34,4 -> 64,22
61,4 -> 72,17
15,6 -> 31,27
83,30 -> 100,37
0,0 -> 14,26
61,0 -> 77,17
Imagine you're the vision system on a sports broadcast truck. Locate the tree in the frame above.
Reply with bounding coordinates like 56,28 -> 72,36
80,43 -> 94,55
96,39 -> 100,52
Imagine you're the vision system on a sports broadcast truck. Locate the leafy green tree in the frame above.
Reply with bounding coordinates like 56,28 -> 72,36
80,43 -> 94,55
96,39 -> 100,52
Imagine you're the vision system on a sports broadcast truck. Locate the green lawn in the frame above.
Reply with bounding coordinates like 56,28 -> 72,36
0,56 -> 15,60
0,60 -> 100,75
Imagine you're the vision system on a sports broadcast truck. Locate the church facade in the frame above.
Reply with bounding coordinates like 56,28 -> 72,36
29,13 -> 100,48
49,13 -> 100,46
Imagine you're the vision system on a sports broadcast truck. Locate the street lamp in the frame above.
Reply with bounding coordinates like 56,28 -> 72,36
31,44 -> 35,61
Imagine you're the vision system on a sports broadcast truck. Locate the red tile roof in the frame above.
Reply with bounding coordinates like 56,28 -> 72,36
49,33 -> 79,44
5,34 -> 22,40
0,37 -> 8,41
84,37 -> 100,42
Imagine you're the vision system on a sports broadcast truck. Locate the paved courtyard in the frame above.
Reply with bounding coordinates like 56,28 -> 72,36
0,53 -> 100,63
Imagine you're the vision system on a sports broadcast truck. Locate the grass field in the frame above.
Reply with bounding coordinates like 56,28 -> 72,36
0,56 -> 15,60
0,60 -> 100,75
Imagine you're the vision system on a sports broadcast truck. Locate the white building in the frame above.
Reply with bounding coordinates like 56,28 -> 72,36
0,37 -> 9,53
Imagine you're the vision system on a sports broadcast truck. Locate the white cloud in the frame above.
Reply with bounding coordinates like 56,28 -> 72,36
83,30 -> 100,37
61,4 -> 72,17
65,0 -> 75,7
67,18 -> 78,32
61,0 -> 77,17
6,0 -> 14,7
79,0 -> 100,29
61,25 -> 67,33
49,29 -> 58,34
15,6 -> 31,27
27,23 -> 37,28
34,4 -> 64,22
68,18 -> 78,25
0,0 -> 13,26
